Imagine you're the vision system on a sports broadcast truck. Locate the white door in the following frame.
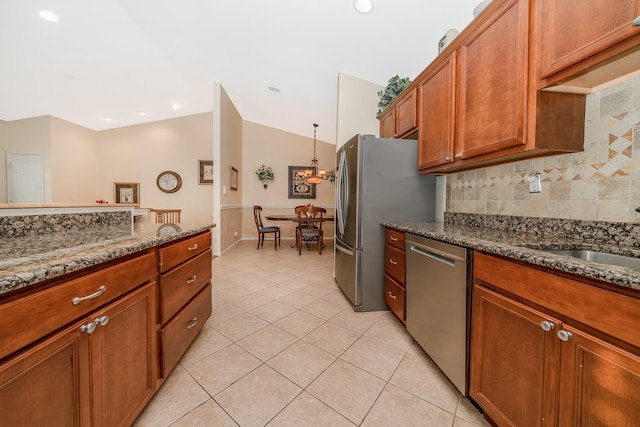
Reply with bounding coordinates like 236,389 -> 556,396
6,153 -> 45,203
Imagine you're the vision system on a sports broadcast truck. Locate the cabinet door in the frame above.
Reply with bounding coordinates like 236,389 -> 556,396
457,0 -> 528,161
395,87 -> 418,138
90,282 -> 156,427
0,322 -> 90,426
557,325 -> 640,426
418,53 -> 456,170
470,285 -> 559,427
539,0 -> 640,78
379,108 -> 396,138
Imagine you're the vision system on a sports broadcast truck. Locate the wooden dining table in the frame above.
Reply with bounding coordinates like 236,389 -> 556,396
265,214 -> 334,249
265,214 -> 334,222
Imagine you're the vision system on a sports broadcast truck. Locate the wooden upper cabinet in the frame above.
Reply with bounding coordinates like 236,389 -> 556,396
539,0 -> 640,81
378,87 -> 418,139
418,53 -> 456,170
456,0 -> 527,161
379,107 -> 396,138
417,0 -> 586,174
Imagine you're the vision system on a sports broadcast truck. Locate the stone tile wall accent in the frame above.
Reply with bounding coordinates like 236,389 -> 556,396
447,76 -> 640,222
0,211 -> 132,238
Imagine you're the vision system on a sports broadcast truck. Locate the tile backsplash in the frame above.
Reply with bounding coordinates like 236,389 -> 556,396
448,75 -> 640,223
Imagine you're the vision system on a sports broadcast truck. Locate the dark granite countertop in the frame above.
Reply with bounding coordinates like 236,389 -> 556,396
0,223 -> 215,296
382,221 -> 640,292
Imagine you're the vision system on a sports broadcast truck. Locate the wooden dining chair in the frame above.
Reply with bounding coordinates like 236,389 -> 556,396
253,205 -> 280,250
152,209 -> 181,223
294,205 -> 326,255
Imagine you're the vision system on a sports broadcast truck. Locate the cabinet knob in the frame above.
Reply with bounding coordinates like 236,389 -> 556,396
540,321 -> 555,332
389,258 -> 398,265
557,330 -> 573,342
387,291 -> 397,300
80,322 -> 97,335
454,153 -> 462,159
445,156 -> 452,162
633,16 -> 640,26
186,275 -> 197,285
94,315 -> 110,327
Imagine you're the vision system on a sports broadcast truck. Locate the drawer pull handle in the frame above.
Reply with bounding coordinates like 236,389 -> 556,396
388,292 -> 397,300
633,16 -> 640,26
187,317 -> 198,330
186,275 -> 197,285
72,285 -> 107,305
188,244 -> 199,251
389,236 -> 398,241
389,258 -> 398,265
80,322 -> 96,335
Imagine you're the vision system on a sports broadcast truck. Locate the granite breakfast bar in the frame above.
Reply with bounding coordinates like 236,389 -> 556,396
0,206 -> 215,426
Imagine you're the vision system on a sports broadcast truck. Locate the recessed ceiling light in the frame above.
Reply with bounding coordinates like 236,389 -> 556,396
138,112 -> 147,116
39,10 -> 59,22
171,103 -> 182,111
353,0 -> 373,14
103,117 -> 112,122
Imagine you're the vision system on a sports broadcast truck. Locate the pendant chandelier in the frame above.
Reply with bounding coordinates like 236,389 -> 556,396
299,123 -> 331,184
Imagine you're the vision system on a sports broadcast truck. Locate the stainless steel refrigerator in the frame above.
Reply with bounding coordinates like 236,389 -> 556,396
334,134 -> 437,311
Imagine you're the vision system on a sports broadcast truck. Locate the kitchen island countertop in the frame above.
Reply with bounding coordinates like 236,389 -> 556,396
0,223 -> 214,296
382,220 -> 640,292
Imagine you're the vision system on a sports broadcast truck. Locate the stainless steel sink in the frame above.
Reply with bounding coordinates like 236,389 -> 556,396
546,249 -> 640,270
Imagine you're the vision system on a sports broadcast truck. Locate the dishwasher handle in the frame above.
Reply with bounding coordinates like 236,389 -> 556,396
409,243 -> 463,267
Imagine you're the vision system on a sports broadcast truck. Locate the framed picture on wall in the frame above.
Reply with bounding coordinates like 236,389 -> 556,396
199,160 -> 213,184
114,182 -> 140,205
288,166 -> 316,199
229,166 -> 238,191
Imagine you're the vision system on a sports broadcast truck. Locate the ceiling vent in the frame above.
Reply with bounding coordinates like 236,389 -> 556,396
267,86 -> 281,96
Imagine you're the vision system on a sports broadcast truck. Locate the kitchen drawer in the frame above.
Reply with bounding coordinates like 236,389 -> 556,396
384,275 -> 406,323
0,251 -> 156,360
385,229 -> 405,251
384,244 -> 406,285
160,283 -> 212,377
159,231 -> 211,273
159,249 -> 212,323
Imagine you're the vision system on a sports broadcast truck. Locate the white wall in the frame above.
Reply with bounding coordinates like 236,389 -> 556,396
95,113 -> 213,224
0,120 -> 7,202
336,72 -> 383,148
50,116 -> 99,202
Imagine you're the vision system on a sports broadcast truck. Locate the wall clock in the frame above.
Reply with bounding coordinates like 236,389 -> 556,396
156,171 -> 182,193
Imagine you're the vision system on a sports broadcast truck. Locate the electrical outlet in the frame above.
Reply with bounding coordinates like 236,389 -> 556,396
233,229 -> 238,237
528,172 -> 542,193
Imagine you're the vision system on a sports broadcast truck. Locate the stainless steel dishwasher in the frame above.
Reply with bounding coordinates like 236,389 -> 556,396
406,234 -> 471,395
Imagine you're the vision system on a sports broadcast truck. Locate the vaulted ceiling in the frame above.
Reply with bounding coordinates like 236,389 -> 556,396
0,0 -> 478,144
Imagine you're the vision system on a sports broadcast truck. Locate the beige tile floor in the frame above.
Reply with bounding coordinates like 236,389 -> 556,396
134,240 -> 491,427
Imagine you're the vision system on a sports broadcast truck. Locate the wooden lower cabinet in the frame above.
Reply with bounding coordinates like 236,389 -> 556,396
557,325 -> 640,426
0,281 -> 155,427
383,228 -> 406,324
471,252 -> 640,426
0,321 -> 89,426
470,285 -> 559,427
91,282 -> 156,427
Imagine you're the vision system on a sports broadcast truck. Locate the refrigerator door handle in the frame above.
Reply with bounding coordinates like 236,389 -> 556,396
336,150 -> 349,235
335,243 -> 354,256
